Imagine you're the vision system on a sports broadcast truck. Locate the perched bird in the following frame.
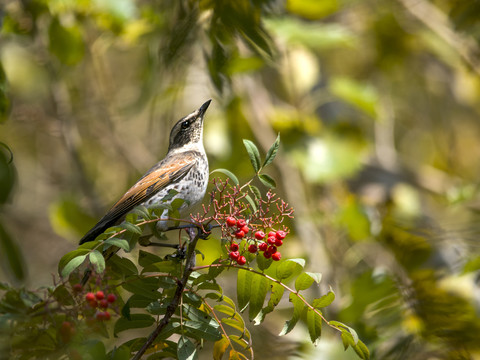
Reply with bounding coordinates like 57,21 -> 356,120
79,100 -> 211,245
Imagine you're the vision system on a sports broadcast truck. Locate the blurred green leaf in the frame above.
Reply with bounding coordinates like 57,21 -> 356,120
48,17 -> 85,66
330,77 -> 378,117
0,222 -> 25,281
114,314 -> 155,335
0,143 -> 15,204
0,63 -> 10,123
49,196 -> 97,239
286,0 -> 338,20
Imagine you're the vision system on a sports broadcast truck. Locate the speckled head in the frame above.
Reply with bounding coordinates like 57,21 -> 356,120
168,100 -> 211,152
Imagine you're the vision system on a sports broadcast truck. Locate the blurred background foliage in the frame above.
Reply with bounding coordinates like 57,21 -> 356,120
2,0 -> 480,358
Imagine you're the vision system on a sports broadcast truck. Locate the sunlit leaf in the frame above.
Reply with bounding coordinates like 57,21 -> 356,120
248,272 -> 269,321
276,258 -> 305,280
279,293 -> 305,336
104,238 -> 130,252
213,336 -> 230,360
286,0 -> 339,20
237,269 -> 253,312
312,289 -> 335,309
48,17 -> 85,65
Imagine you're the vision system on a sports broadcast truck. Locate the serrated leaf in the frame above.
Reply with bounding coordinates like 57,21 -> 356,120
114,314 -> 155,335
313,289 -> 335,309
243,139 -> 262,173
104,238 -> 130,252
248,272 -> 269,321
89,250 -> 105,274
237,270 -> 253,312
210,168 -> 239,185
258,174 -> 276,188
263,133 -> 280,167
61,254 -> 87,278
279,293 -> 305,336
329,320 -> 359,345
213,337 -> 230,360
307,308 -> 322,345
276,258 -> 305,280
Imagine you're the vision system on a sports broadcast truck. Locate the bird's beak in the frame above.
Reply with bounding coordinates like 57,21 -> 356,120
198,99 -> 212,116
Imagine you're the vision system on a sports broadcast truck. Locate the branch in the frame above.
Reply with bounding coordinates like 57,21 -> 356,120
131,226 -> 201,360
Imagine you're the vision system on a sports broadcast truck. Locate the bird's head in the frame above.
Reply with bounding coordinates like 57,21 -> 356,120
168,99 -> 211,152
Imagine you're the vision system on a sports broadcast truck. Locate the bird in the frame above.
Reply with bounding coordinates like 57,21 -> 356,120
79,100 -> 211,245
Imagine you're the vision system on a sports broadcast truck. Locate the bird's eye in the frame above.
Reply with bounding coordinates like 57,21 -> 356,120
181,120 -> 190,129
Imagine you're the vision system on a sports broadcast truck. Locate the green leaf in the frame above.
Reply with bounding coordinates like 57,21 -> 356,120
120,222 -> 142,235
329,320 -> 359,345
122,277 -> 162,300
253,281 -> 284,325
258,174 -> 276,188
48,17 -> 85,65
184,320 -> 222,341
178,336 -> 197,360
114,314 -> 156,335
210,168 -> 239,186
276,258 -> 305,280
248,272 -> 269,321
279,292 -> 305,336
104,238 -> 130,252
138,250 -> 163,267
307,308 -> 322,345
61,254 -> 87,278
109,255 -> 138,277
256,253 -> 273,270
263,133 -> 280,167
58,249 -> 90,274
295,272 -> 322,291
237,269 -> 253,312
89,250 -> 105,274
0,222 -> 25,281
312,289 -> 335,309
243,139 -> 262,173
352,339 -> 370,359
141,260 -> 178,274
245,194 -> 258,212
249,184 -> 262,200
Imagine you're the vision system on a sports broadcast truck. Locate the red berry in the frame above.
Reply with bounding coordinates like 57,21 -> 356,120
73,284 -> 83,293
99,299 -> 109,309
267,236 -> 276,245
268,231 -> 276,238
107,294 -> 117,303
276,230 -> 286,240
241,225 -> 249,234
235,230 -> 245,239
255,231 -> 265,240
226,217 -> 236,227
267,245 -> 277,253
103,311 -> 111,321
230,242 -> 239,251
248,244 -> 258,253
85,292 -> 95,302
236,219 -> 247,228
236,256 -> 247,265
88,300 -> 98,308
272,252 -> 282,261
96,312 -> 105,321
229,251 -> 240,260
275,238 -> 283,247
258,242 -> 268,252
95,291 -> 105,300
263,251 -> 272,259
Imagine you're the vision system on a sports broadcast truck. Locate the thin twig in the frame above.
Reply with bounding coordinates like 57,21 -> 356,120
131,227 -> 201,360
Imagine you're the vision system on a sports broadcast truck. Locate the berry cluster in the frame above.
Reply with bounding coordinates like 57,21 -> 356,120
225,216 -> 288,265
84,290 -> 116,321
